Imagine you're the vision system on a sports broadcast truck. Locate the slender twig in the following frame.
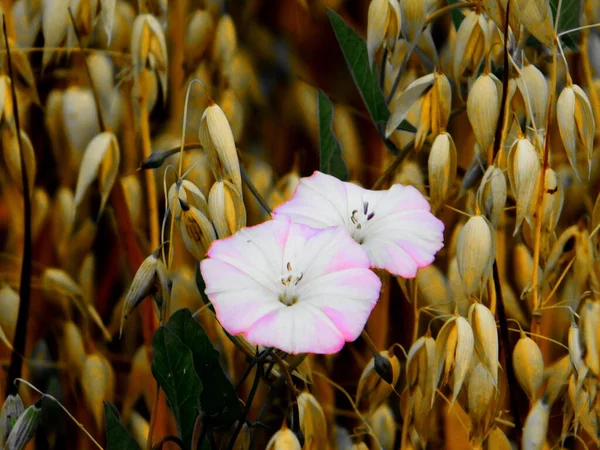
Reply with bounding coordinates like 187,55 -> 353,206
4,15 -> 32,396
491,0 -> 511,163
240,164 -> 273,215
492,261 -> 522,433
15,379 -> 104,450
424,1 -> 479,26
386,41 -> 416,104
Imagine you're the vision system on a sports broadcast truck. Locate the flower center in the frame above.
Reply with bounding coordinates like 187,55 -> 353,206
349,201 -> 375,243
278,262 -> 303,306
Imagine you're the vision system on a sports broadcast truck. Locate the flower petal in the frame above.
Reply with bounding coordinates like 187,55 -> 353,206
200,259 -> 282,334
298,268 -> 381,340
245,304 -> 345,354
273,171 -> 349,229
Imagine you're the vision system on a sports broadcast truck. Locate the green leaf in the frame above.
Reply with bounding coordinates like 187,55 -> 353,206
550,0 -> 581,50
317,90 -> 349,181
104,402 -> 140,450
327,9 -> 415,134
165,309 -> 242,429
151,326 -> 202,449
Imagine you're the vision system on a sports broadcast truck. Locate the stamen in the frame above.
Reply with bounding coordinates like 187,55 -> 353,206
351,210 -> 359,225
294,273 -> 304,285
363,202 -> 369,215
287,262 -> 292,271
367,212 -> 375,221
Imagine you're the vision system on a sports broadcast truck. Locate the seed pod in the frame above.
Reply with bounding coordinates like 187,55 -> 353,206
357,351 -> 400,414
199,100 -> 242,193
435,315 -> 474,403
522,396 -> 550,450
266,422 -> 301,450
507,136 -> 541,234
416,264 -> 453,315
400,0 -> 432,43
168,179 -> 208,220
66,0 -> 98,49
581,299 -> 600,376
540,168 -> 563,237
298,392 -> 327,449
485,427 -> 511,450
367,0 -> 401,66
385,73 -> 435,138
519,59 -> 549,132
468,362 -> 496,437
74,131 -> 120,218
3,128 -> 36,195
467,73 -> 500,154
4,403 -> 41,450
544,355 -> 572,406
120,249 -> 170,337
32,188 -> 50,241
208,180 -> 246,239
456,215 -> 495,298
62,87 -> 100,163
517,0 -> 554,48
213,15 -> 237,74
82,353 -> 115,430
406,332 -> 436,407
369,404 -> 395,450
184,9 -> 214,67
430,71 -> 452,136
512,332 -> 543,401
468,303 -> 499,386
41,268 -> 84,303
0,394 -> 24,444
568,320 -> 586,380
62,321 -> 87,376
131,14 -> 168,102
122,346 -> 155,420
476,165 -> 506,228
179,199 -> 217,260
41,0 -> 69,67
454,12 -> 489,81
558,80 -> 595,178
0,284 -> 18,351
428,132 -> 457,212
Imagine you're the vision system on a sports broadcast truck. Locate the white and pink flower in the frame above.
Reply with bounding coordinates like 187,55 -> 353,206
273,171 -> 445,278
200,219 -> 382,354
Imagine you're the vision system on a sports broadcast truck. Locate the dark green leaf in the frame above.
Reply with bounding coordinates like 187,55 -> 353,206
550,0 -> 581,50
317,90 -> 349,181
165,309 -> 242,429
327,10 -> 415,134
139,148 -> 180,170
151,326 -> 202,449
104,402 -> 140,450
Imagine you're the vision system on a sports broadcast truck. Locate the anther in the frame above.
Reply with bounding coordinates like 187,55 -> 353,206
363,202 -> 369,215
287,262 -> 292,271
367,212 -> 375,221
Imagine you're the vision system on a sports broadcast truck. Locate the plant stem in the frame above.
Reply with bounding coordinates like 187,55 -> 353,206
424,1 -> 479,26
530,42 -> 557,335
491,0 -> 511,163
3,15 -> 32,396
227,363 -> 263,450
371,140 -> 414,189
241,164 -> 273,215
386,41 -> 416,104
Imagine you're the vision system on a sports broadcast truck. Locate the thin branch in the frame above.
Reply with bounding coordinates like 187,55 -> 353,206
4,14 -> 32,396
371,140 -> 414,190
240,164 -> 273,215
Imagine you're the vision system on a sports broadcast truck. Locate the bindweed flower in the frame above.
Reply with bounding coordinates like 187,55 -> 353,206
200,219 -> 382,354
273,171 -> 444,278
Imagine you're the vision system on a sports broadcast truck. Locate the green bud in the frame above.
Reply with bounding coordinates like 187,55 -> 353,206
0,394 -> 25,445
5,404 -> 41,450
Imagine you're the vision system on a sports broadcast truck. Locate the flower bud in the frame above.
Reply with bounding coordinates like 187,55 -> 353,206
545,355 -> 572,406
297,392 -> 327,448
168,179 -> 208,220
468,362 -> 496,437
406,332 -> 436,407
212,15 -> 237,74
4,404 -> 41,450
367,0 -> 402,66
512,331 -> 543,401
184,10 -> 214,68
179,198 -> 217,260
428,131 -> 457,212
456,215 -> 495,298
0,394 -> 24,445
82,353 -> 115,430
519,59 -> 549,132
208,180 -> 246,239
199,100 -> 242,193
467,73 -> 501,154
507,136 -> 541,234
454,12 -> 489,81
